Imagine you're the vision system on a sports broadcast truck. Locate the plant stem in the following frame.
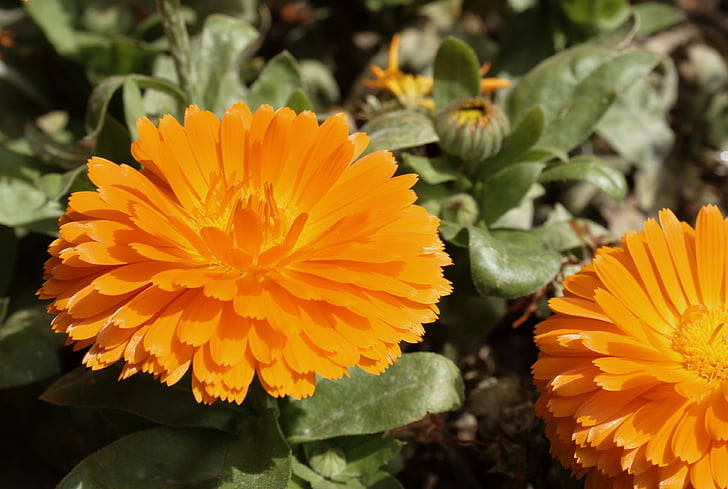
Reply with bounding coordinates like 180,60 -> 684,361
156,0 -> 198,107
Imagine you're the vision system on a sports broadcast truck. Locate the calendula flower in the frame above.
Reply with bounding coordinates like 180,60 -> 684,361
365,33 -> 435,110
39,103 -> 452,404
365,35 -> 510,111
533,204 -> 728,489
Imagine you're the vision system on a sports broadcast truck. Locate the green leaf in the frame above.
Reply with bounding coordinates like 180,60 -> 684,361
539,155 -> 627,202
633,2 -> 686,36
24,123 -> 90,170
505,47 -> 608,123
143,56 -> 183,118
595,64 -> 675,166
560,0 -> 631,31
24,0 -> 78,57
57,427 -> 235,489
246,51 -> 304,112
439,220 -> 468,246
219,408 -> 292,489
40,366 -> 243,434
286,89 -> 314,114
413,180 -> 452,217
539,49 -> 662,152
280,352 -> 464,443
94,115 -> 134,168
477,105 -> 545,179
299,60 -> 341,112
36,165 -> 88,202
0,308 -> 61,388
361,471 -> 404,489
58,411 -> 291,489
336,436 -> 402,479
0,177 -> 64,232
292,457 -> 358,489
0,147 -> 48,182
432,37 -> 482,110
196,14 -> 259,113
586,11 -> 640,49
534,217 -> 610,253
360,111 -> 439,156
477,162 -> 545,226
85,74 -> 187,140
504,45 -> 662,153
299,434 -> 402,484
122,80 -> 145,140
402,154 -> 460,184
469,226 -> 561,298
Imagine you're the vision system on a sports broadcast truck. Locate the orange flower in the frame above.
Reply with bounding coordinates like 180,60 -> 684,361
533,204 -> 728,489
365,34 -> 435,110
365,34 -> 510,111
39,103 -> 452,404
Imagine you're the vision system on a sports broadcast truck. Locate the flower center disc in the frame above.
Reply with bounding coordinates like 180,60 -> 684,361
673,305 -> 728,382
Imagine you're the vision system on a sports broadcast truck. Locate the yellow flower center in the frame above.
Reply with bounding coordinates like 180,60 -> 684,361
450,99 -> 494,129
673,305 -> 728,382
188,173 -> 306,272
190,172 -> 243,231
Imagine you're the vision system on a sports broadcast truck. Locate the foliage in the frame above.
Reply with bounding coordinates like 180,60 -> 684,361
1,0 -> 724,488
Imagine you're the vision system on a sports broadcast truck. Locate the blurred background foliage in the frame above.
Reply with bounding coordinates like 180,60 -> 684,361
0,0 -> 727,488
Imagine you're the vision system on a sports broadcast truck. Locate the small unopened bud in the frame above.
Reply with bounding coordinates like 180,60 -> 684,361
308,446 -> 346,479
434,97 -> 510,168
440,193 -> 479,226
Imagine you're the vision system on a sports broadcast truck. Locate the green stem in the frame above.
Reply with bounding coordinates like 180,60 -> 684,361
156,0 -> 199,107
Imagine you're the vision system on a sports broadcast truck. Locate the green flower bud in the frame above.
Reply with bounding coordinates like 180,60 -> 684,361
307,446 -> 346,479
434,97 -> 510,168
440,193 -> 479,226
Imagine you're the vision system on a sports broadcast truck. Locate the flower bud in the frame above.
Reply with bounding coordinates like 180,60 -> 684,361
440,192 -> 479,226
308,446 -> 347,479
434,97 -> 510,167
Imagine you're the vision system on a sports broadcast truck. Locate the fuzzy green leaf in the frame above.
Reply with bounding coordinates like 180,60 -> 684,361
218,409 -> 292,489
539,155 -> 627,202
559,0 -> 631,31
595,67 -> 676,166
24,0 -> 78,57
41,366 -> 244,434
469,227 -> 561,298
57,427 -> 235,489
280,352 -> 464,443
196,14 -> 259,112
477,162 -> 545,226
361,471 -> 404,489
505,46 -> 662,153
246,51 -> 304,112
122,80 -> 145,140
0,308 -> 61,388
478,105 -> 545,179
432,37 -> 482,110
0,177 -> 64,233
86,74 -> 187,139
402,154 -> 460,184
361,111 -> 439,156
286,89 -> 314,114
634,2 -> 686,35
58,411 -> 291,489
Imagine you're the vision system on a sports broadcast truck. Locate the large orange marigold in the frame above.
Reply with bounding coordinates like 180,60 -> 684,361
533,204 -> 728,489
39,103 -> 451,404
